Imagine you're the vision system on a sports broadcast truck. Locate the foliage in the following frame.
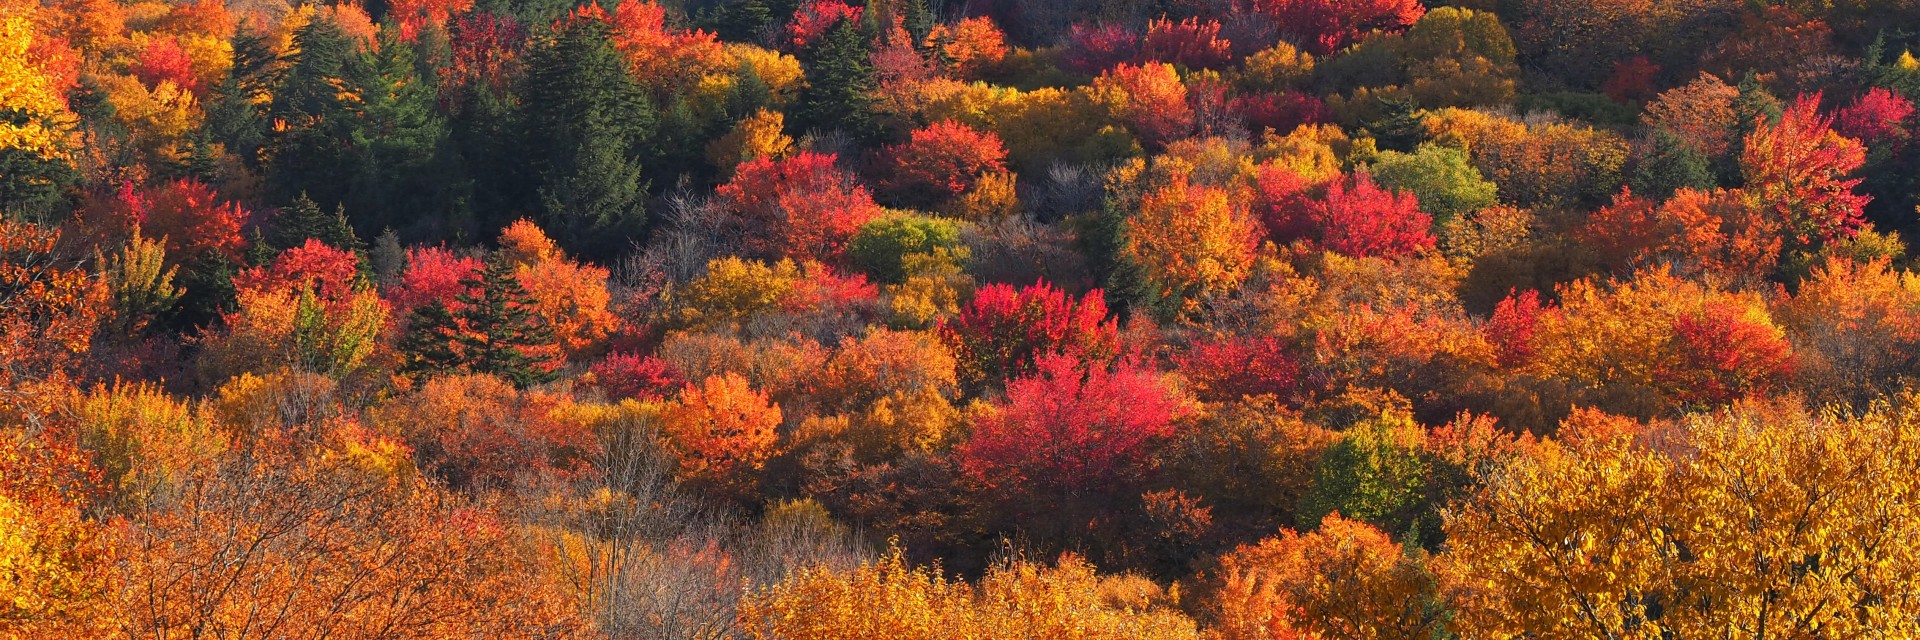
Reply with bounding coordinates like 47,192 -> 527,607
661,373 -> 782,500
1208,515 -> 1445,640
958,354 -> 1187,507
719,151 -> 886,263
1444,399 -> 1920,638
938,281 -> 1119,387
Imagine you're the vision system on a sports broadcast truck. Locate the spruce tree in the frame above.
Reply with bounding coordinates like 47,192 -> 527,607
519,13 -> 655,260
1631,129 -> 1717,199
1725,73 -> 1784,186
261,194 -> 365,260
797,19 -> 878,142
203,32 -> 278,173
266,17 -> 362,209
345,29 -> 452,237
401,256 -> 559,387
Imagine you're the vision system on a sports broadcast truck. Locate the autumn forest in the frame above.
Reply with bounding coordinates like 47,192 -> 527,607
7,0 -> 1920,636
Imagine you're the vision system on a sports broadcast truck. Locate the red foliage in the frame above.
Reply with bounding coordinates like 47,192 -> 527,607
1742,94 -> 1870,248
717,151 -> 885,264
1062,22 -> 1138,75
1230,91 -> 1328,134
585,351 -> 679,400
389,246 -> 482,312
1251,0 -> 1426,55
939,281 -> 1120,385
1139,16 -> 1233,70
1835,87 -> 1915,151
780,263 -> 881,314
1312,171 -> 1434,257
444,12 -> 527,98
1665,300 -> 1796,405
1178,335 -> 1299,402
133,36 -> 199,93
1252,164 -> 1316,243
1602,56 -> 1659,104
1486,289 -> 1546,369
873,120 -> 1010,206
958,354 -> 1187,496
386,0 -> 475,39
232,240 -> 360,303
88,179 -> 248,264
785,0 -> 861,49
1577,188 -> 1664,269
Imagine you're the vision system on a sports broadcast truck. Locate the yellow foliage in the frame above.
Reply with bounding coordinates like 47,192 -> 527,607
946,170 -> 1019,220
1443,398 -> 1920,638
738,548 -> 1201,639
1125,174 -> 1261,317
724,43 -> 805,104
1236,42 -> 1314,92
1253,124 -> 1349,185
707,108 -> 793,174
70,381 -> 226,508
0,1 -> 77,161
675,257 -> 800,329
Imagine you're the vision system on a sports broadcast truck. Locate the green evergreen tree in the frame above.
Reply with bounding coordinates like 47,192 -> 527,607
901,0 -> 935,45
797,19 -> 878,142
702,0 -> 777,44
400,256 -> 559,387
344,28 -> 453,237
263,194 -> 366,258
266,17 -> 362,209
203,31 -> 278,173
1725,73 -> 1784,187
519,13 -> 655,259
1631,129 -> 1717,199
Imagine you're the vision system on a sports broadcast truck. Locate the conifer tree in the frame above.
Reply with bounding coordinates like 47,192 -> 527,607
1632,129 -> 1717,199
519,11 -> 655,260
797,19 -> 877,142
345,29 -> 453,237
267,17 -> 362,208
401,256 -> 559,387
262,194 -> 364,258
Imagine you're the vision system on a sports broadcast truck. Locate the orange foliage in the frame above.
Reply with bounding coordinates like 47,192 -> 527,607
661,373 -> 782,500
1208,514 -> 1443,640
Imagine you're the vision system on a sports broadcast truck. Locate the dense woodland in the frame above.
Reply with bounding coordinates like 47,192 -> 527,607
11,0 -> 1920,636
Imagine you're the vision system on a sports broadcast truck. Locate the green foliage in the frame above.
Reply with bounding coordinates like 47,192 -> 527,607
1298,411 -> 1429,538
1370,144 -> 1498,226
401,256 -> 560,387
520,13 -> 656,259
850,214 -> 966,283
797,19 -> 877,141
1631,129 -> 1718,199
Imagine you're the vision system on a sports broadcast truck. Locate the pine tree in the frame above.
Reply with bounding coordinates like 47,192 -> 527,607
203,32 -> 278,173
401,256 -> 560,387
263,194 -> 365,259
345,29 -> 452,237
1631,129 -> 1717,199
704,0 -> 777,44
266,17 -> 363,210
519,12 -> 655,259
399,300 -> 464,376
797,19 -> 877,142
1726,73 -> 1784,186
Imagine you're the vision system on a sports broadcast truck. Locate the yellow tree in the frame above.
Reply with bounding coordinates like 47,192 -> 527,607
1124,173 -> 1260,318
1442,399 -> 1920,638
0,0 -> 79,217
